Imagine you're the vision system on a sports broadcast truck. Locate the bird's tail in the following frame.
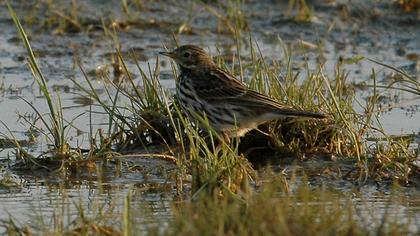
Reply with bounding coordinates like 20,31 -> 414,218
274,109 -> 326,119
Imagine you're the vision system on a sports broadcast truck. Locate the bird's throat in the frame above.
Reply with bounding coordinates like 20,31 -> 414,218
178,64 -> 193,75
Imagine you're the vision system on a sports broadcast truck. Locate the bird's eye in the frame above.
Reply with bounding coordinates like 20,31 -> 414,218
183,52 -> 190,58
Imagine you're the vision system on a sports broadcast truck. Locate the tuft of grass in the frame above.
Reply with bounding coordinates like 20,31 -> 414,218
33,0 -> 84,34
204,0 -> 249,35
367,58 -> 420,97
215,40 -> 363,158
174,106 -> 256,196
395,0 -> 420,12
74,50 -> 176,153
8,4 -> 87,170
286,0 -> 314,22
227,39 -> 418,183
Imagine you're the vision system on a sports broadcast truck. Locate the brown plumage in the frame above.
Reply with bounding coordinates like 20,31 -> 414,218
160,45 -> 325,138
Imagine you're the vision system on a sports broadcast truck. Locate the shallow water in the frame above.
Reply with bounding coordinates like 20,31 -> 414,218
0,157 -> 178,233
0,0 -> 419,233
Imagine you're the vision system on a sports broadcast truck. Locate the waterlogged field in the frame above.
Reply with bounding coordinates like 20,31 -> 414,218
0,0 -> 419,235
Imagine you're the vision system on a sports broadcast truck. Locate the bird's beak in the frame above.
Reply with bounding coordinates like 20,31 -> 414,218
159,51 -> 175,58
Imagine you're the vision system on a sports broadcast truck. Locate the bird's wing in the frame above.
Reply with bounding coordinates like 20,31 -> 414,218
192,68 -> 292,111
190,68 -> 247,98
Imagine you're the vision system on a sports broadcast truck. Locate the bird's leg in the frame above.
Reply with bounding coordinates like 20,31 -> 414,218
222,132 -> 231,145
255,128 -> 270,137
256,127 -> 277,148
213,132 -> 231,153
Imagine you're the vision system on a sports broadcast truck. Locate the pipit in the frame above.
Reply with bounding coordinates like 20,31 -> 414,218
160,45 -> 325,139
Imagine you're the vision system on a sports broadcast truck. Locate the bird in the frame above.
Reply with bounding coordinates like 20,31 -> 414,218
160,45 -> 325,140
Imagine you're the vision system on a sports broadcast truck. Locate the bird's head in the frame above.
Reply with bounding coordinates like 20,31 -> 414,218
160,45 -> 214,70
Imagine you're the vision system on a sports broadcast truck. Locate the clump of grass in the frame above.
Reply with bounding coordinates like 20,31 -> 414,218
204,0 -> 249,35
75,51 -> 176,153
219,41 -> 363,158
367,58 -> 419,97
120,0 -> 148,21
286,0 -> 314,22
8,4 -> 85,170
26,0 -> 85,34
210,40 -> 418,183
357,59 -> 420,184
18,0 -> 155,34
368,137 -> 417,184
175,107 -> 256,196
395,0 -> 420,12
0,171 -> 25,189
